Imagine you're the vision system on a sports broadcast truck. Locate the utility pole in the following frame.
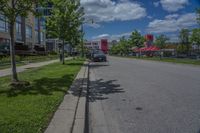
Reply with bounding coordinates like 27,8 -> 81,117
81,24 -> 84,58
81,19 -> 94,58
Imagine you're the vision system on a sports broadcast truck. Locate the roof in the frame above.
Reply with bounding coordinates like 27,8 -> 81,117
133,45 -> 160,52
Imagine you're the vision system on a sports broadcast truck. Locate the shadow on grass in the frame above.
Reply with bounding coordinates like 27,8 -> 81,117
0,74 -> 76,97
89,79 -> 125,102
0,60 -> 86,97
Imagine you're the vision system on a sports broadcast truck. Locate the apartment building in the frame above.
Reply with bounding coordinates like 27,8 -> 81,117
37,2 -> 60,53
0,9 -> 46,55
0,14 -> 10,54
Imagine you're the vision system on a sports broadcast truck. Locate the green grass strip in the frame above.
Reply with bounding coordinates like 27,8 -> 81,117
0,59 -> 84,133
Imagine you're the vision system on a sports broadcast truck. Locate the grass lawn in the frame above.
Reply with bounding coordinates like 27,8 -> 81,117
114,56 -> 200,66
0,59 -> 84,133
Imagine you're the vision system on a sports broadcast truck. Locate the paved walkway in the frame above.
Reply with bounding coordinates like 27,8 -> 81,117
0,57 -> 72,77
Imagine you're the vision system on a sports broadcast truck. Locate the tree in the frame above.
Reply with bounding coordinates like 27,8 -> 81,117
111,30 -> 145,56
179,28 -> 190,55
129,30 -> 145,57
129,30 -> 145,48
119,36 -> 129,56
190,28 -> 200,51
110,45 -> 118,55
154,34 -> 169,49
0,0 -> 44,82
177,44 -> 187,54
47,0 -> 84,64
109,37 -> 130,56
110,43 -> 122,55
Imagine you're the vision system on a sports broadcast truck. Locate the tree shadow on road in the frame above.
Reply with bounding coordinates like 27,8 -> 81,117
89,79 -> 125,102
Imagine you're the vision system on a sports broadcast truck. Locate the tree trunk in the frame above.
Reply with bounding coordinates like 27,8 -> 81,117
10,22 -> 18,82
81,42 -> 84,58
62,40 -> 65,65
159,50 -> 162,60
81,25 -> 84,58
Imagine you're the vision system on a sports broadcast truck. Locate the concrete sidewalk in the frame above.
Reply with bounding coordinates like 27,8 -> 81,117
45,62 -> 88,133
0,57 -> 72,77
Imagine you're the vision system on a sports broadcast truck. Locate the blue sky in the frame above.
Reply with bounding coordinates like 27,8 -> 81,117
80,0 -> 200,42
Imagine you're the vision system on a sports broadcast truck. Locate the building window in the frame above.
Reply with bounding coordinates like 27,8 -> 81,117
36,7 -> 52,16
34,18 -> 39,43
16,16 -> 22,22
16,22 -> 22,40
35,18 -> 39,30
35,30 -> 39,43
16,16 -> 22,41
40,32 -> 44,42
0,38 -> 10,53
26,25 -> 32,38
0,14 -> 8,32
40,17 -> 46,31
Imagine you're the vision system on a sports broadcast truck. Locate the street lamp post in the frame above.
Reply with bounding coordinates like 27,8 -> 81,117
81,24 -> 84,58
81,19 -> 94,58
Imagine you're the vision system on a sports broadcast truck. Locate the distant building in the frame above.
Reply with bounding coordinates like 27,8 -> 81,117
36,2 -> 53,17
46,39 -> 60,52
144,34 -> 154,47
84,39 -> 109,53
37,2 -> 67,53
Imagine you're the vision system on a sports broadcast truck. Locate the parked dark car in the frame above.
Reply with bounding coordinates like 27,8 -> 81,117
92,50 -> 107,62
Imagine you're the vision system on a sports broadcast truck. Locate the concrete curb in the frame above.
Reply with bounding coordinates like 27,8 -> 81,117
45,61 -> 89,133
72,63 -> 88,133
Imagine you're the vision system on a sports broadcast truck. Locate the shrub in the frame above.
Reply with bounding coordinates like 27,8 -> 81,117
177,44 -> 187,54
163,51 -> 173,57
49,51 -> 58,55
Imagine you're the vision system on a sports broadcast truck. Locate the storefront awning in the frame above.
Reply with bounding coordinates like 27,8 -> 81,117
133,45 -> 160,52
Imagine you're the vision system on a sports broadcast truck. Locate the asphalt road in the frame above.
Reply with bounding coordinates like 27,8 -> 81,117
88,56 -> 200,133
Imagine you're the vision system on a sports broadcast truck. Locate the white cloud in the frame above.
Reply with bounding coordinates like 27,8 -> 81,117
167,34 -> 179,42
92,32 -> 132,40
111,32 -> 132,40
165,14 -> 179,19
153,1 -> 160,7
84,23 -> 101,28
147,13 -> 197,33
160,0 -> 189,12
93,34 -> 110,39
147,15 -> 153,19
81,0 -> 146,23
